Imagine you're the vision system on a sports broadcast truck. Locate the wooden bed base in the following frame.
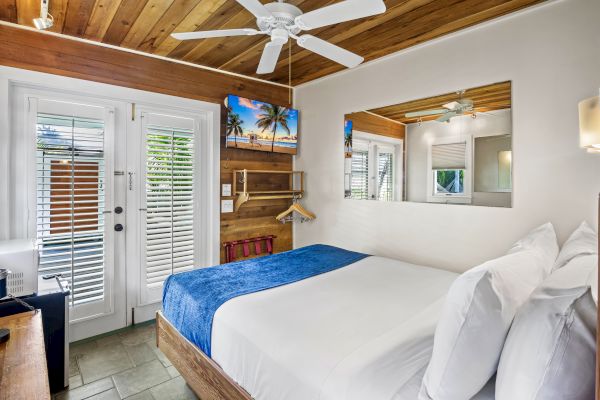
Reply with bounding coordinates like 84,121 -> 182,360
156,311 -> 252,400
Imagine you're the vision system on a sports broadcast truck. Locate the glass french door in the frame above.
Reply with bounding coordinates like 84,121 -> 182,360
29,95 -> 127,340
127,107 -> 203,323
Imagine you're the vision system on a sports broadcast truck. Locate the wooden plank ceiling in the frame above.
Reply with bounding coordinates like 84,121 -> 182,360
1,0 -> 543,86
368,81 -> 512,124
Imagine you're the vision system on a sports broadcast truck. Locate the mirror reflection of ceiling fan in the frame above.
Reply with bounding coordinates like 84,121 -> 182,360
171,0 -> 386,74
405,91 -> 475,123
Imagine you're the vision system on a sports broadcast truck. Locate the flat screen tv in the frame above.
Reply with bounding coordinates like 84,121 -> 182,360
225,94 -> 299,155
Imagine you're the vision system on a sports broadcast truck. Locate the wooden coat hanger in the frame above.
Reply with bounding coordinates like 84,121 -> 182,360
276,199 -> 316,223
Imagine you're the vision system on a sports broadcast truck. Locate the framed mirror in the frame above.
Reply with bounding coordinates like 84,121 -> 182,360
344,81 -> 512,208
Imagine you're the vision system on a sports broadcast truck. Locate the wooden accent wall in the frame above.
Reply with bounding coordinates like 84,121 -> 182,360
0,24 -> 293,263
345,112 -> 406,139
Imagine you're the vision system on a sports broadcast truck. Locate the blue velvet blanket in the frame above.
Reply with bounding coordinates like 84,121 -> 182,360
162,244 -> 369,357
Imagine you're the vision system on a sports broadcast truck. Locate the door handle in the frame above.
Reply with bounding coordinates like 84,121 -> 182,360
114,224 -> 124,232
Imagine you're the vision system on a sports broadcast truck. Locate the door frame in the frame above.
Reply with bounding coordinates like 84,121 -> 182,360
1,66 -> 220,339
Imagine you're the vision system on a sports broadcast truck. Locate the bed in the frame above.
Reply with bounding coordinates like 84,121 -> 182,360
157,245 -> 496,400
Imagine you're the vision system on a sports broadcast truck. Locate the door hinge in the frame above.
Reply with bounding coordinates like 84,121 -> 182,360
132,103 -> 136,121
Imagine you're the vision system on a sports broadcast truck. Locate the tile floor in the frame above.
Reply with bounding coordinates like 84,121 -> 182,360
55,322 -> 199,400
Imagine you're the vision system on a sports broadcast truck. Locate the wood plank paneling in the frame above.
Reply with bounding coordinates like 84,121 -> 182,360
83,0 -> 123,41
15,0 -> 37,27
153,0 -> 228,56
0,24 -> 294,263
167,0 -> 244,60
120,0 -> 176,49
47,0 -> 69,33
345,112 -> 405,139
0,0 -> 17,23
62,0 -> 96,36
1,0 -> 544,86
369,81 -> 512,124
102,0 -> 149,45
137,0 -> 203,53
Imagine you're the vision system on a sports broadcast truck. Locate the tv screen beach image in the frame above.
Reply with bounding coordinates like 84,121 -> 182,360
226,95 -> 299,155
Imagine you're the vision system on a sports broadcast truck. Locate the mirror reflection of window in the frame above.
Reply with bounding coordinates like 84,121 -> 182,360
498,150 -> 512,190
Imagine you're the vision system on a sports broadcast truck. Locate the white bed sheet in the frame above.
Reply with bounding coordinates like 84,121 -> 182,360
211,256 -> 487,400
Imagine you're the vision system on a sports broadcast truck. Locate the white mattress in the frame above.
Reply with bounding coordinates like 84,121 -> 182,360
211,256 -> 494,400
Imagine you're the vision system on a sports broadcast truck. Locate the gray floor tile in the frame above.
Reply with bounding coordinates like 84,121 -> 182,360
124,390 -> 155,400
125,342 -> 157,366
69,355 -> 80,377
96,333 -> 124,348
120,325 -> 155,346
70,340 -> 98,357
87,388 -> 121,400
149,377 -> 198,400
78,343 -> 135,384
112,360 -> 171,398
166,365 -> 180,379
149,343 -> 172,368
55,377 -> 114,400
69,374 -> 83,390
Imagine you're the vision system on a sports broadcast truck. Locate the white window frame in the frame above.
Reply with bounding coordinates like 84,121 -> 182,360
352,131 -> 403,201
427,135 -> 473,204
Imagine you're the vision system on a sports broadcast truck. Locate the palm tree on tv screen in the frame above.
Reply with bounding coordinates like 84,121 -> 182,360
256,103 -> 290,152
226,107 -> 244,147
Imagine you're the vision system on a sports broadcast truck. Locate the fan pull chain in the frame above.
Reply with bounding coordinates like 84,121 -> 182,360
288,41 -> 292,106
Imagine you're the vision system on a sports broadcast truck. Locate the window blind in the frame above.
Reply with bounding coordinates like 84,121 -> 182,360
351,150 -> 369,200
377,152 -> 393,201
145,125 -> 195,288
36,113 -> 106,306
431,142 -> 466,170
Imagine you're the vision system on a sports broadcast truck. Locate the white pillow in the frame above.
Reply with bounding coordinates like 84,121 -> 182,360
419,223 -> 558,400
495,254 -> 597,400
554,221 -> 597,270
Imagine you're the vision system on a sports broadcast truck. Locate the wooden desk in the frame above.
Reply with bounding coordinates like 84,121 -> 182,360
0,311 -> 50,400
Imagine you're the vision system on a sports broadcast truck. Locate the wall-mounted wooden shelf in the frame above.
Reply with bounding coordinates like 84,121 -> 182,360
232,170 -> 304,211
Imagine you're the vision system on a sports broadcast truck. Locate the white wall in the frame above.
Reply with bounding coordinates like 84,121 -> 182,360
406,109 -> 512,204
294,0 -> 600,273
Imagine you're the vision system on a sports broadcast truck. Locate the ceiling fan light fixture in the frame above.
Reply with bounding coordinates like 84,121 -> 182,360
270,28 -> 289,45
33,0 -> 53,30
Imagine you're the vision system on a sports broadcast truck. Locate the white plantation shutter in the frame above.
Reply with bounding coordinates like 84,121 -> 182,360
351,150 -> 369,200
141,112 -> 197,303
431,142 -> 466,170
35,100 -> 113,309
377,148 -> 394,202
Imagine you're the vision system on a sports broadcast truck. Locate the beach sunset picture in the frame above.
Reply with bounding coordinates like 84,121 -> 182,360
225,95 -> 299,155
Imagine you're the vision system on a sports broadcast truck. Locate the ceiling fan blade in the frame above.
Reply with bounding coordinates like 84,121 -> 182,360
405,109 -> 449,118
296,35 -> 363,68
295,0 -> 386,31
443,101 -> 461,110
437,112 -> 458,123
171,28 -> 260,40
257,41 -> 284,74
236,0 -> 274,19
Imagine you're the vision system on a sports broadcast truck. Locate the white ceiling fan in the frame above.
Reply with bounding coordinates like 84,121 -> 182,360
405,93 -> 475,123
171,0 -> 386,74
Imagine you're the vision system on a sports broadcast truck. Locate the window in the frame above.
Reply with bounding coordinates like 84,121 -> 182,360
351,149 -> 369,200
349,137 -> 401,201
430,141 -> 469,200
36,110 -> 108,307
140,112 -> 199,304
377,148 -> 394,201
434,169 -> 464,195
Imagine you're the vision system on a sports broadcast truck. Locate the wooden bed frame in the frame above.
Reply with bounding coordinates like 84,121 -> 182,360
156,311 -> 251,400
